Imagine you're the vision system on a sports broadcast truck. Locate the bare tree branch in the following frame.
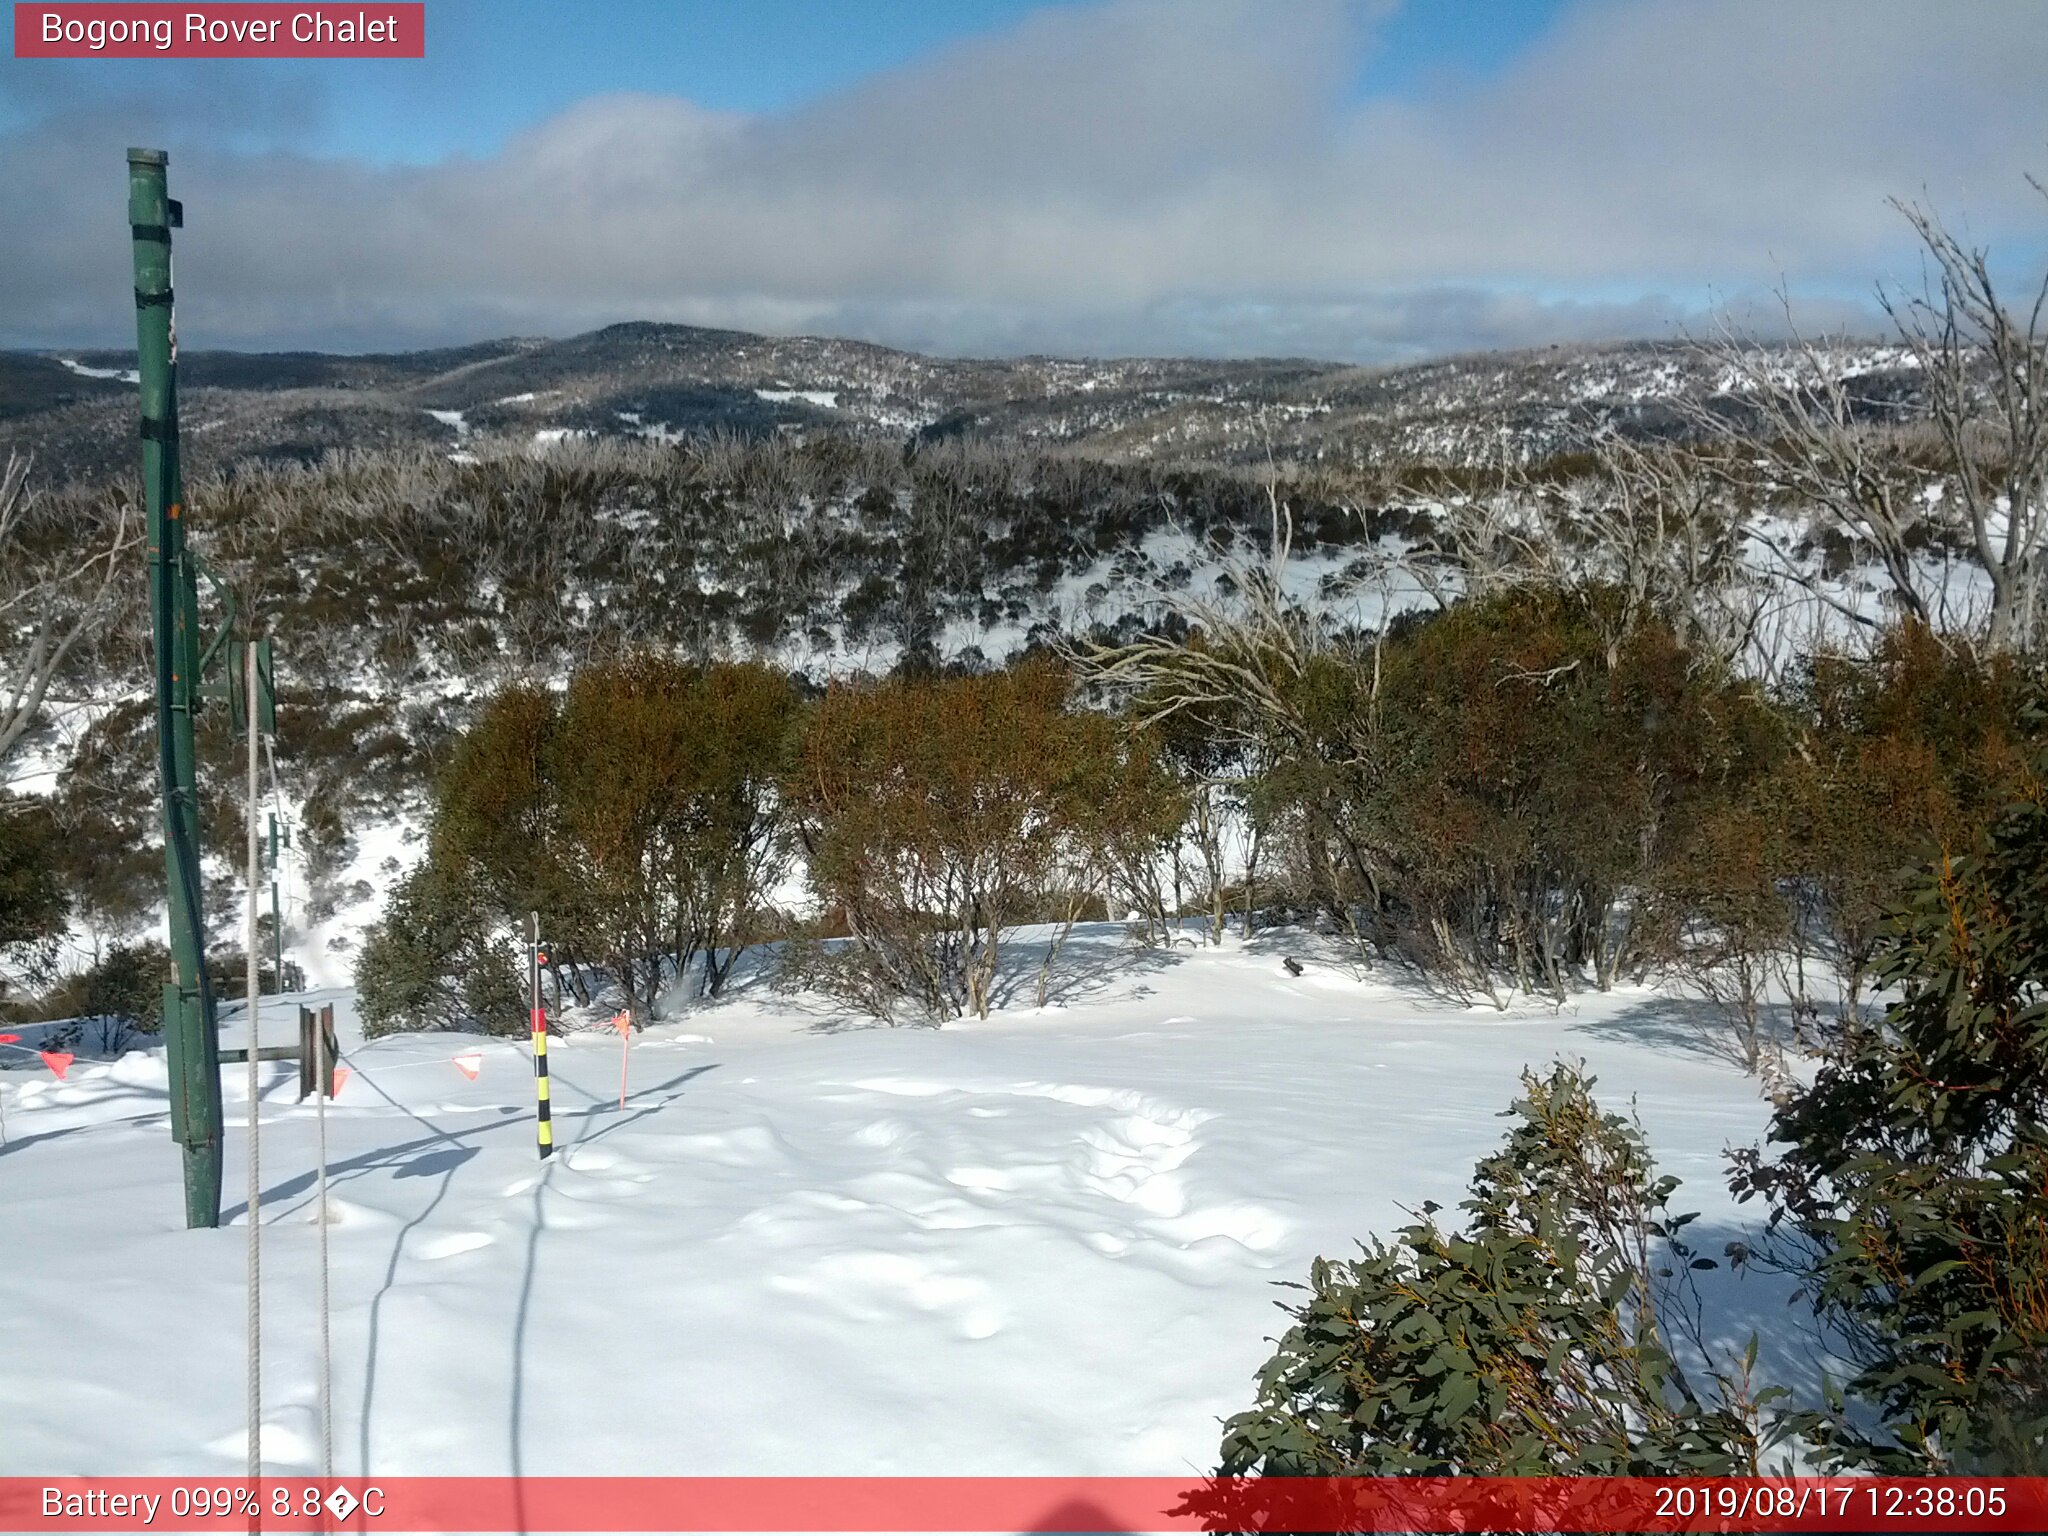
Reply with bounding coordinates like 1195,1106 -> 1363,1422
1677,178 -> 2048,654
0,455 -> 138,765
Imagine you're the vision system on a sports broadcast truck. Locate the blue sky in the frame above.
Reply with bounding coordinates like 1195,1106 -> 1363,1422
6,3 -> 1097,159
2,0 -> 2042,359
4,0 -> 1570,163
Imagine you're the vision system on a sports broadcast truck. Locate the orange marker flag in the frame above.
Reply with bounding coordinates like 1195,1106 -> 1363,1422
613,1010 -> 633,1110
0,1033 -> 20,1044
40,1051 -> 73,1080
452,1050 -> 482,1081
330,1064 -> 352,1097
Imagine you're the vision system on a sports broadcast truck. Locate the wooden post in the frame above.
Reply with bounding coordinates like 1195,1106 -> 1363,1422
296,1005 -> 338,1101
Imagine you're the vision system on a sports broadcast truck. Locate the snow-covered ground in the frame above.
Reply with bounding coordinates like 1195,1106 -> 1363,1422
0,928 -> 1815,1476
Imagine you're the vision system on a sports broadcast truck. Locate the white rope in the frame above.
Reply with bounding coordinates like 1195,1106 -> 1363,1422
259,664 -> 332,1478
246,641 -> 263,1483
314,1012 -> 333,1480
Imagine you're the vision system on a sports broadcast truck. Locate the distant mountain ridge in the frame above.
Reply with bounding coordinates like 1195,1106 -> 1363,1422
0,321 -> 1921,486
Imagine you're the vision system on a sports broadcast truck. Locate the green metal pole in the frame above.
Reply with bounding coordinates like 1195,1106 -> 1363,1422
130,147 -> 223,1229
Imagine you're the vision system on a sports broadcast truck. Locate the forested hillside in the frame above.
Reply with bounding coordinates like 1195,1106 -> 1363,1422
0,238 -> 2036,1031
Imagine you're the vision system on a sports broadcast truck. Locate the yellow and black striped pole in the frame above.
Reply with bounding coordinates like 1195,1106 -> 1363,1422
530,910 -> 553,1160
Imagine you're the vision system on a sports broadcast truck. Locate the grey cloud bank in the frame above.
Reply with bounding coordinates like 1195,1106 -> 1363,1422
2,0 -> 2044,361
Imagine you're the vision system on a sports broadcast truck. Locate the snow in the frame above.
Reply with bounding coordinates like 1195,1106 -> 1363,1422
296,815 -> 426,990
619,413 -> 685,445
756,388 -> 840,409
1,696 -> 129,801
56,357 -> 140,385
423,409 -> 468,436
0,928 -> 1811,1477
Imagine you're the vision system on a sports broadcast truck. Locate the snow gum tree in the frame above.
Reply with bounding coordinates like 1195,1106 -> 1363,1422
1769,625 -> 2036,1019
373,657 -> 801,1026
1101,582 -> 1784,1005
786,660 -> 1160,1022
1731,713 -> 2048,1473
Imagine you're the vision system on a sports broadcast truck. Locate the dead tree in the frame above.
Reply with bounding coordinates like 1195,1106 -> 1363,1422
1881,185 -> 2048,654
1680,181 -> 2048,654
0,455 -> 135,767
1568,434 -> 1776,676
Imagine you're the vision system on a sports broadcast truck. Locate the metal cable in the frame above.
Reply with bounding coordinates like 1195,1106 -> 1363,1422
246,642 -> 262,1486
315,1009 -> 333,1480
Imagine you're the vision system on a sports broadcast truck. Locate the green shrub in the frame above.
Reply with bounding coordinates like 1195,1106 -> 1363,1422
41,941 -> 170,1032
1222,1063 -> 1771,1476
787,661 -> 1155,1021
546,653 -> 801,1011
355,857 -> 525,1038
1252,585 -> 1785,1002
419,656 -> 801,1018
1733,716 -> 2048,1473
1772,622 -> 2037,1011
0,794 -> 70,1000
46,700 -> 162,929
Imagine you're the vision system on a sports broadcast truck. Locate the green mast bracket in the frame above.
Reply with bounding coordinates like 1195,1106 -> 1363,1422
190,554 -> 276,733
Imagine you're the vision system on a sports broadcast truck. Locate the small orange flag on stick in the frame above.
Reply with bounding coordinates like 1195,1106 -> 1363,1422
612,1010 -> 633,1110
452,1050 -> 482,1081
40,1051 -> 73,1080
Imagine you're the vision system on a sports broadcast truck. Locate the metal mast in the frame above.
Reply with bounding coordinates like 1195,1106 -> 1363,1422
130,147 -> 224,1229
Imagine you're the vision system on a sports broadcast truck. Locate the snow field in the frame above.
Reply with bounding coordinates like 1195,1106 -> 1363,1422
0,932 -> 1807,1476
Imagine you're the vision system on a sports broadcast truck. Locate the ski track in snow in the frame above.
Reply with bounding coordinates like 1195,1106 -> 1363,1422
0,936 -> 1813,1476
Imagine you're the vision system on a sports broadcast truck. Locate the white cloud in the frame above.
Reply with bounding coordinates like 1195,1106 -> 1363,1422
2,0 -> 2043,359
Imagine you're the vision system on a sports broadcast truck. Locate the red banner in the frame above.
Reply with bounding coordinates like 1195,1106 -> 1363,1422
13,4 -> 424,58
3,1477 -> 2046,1533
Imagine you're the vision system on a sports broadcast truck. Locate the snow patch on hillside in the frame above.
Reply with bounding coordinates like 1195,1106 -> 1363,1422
298,815 -> 429,990
56,357 -> 140,385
